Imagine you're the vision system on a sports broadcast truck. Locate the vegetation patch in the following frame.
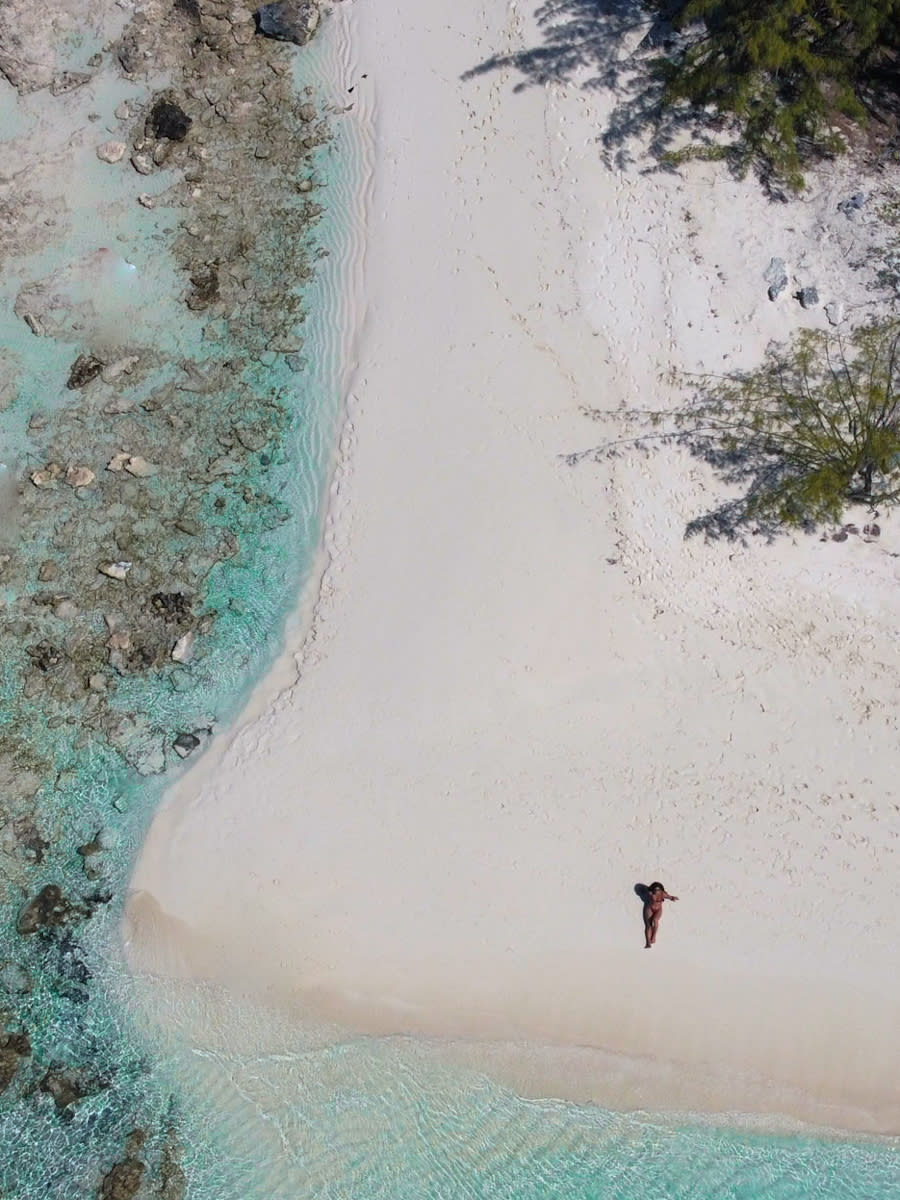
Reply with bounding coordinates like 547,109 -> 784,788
650,0 -> 900,189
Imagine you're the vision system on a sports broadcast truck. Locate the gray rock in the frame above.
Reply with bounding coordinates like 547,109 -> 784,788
30,463 -> 62,488
50,71 -> 91,96
0,961 -> 32,993
763,257 -> 788,301
130,151 -> 155,176
0,17 -> 58,91
52,599 -> 79,620
98,561 -> 132,581
173,731 -> 201,758
825,300 -> 845,325
838,192 -> 866,217
97,141 -> 127,164
797,286 -> 819,309
171,631 -> 195,663
67,354 -> 104,389
254,1 -> 320,45
65,465 -> 96,488
123,455 -> 158,478
101,355 -> 140,383
108,714 -> 166,775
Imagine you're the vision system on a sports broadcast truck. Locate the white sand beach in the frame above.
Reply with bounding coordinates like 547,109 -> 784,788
126,0 -> 900,1132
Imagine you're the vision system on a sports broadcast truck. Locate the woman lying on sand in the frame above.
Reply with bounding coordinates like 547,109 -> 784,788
643,882 -> 678,949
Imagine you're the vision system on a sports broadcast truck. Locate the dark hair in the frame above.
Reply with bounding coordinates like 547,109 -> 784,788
649,881 -> 665,893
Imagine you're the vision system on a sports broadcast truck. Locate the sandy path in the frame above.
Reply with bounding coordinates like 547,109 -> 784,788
126,0 -> 900,1131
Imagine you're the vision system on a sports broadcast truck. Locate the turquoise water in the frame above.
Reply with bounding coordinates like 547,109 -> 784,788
0,23 -> 898,1200
102,970 -> 900,1200
0,30 -> 351,1195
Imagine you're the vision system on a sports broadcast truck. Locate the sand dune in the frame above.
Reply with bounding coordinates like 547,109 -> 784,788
126,0 -> 900,1132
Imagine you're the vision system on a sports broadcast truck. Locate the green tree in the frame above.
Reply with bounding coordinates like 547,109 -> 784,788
572,320 -> 900,535
655,0 -> 900,187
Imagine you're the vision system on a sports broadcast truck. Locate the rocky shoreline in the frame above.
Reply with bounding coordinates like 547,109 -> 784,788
0,2 -> 332,1194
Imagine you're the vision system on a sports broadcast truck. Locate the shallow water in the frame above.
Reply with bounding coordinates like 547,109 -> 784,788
110,969 -> 900,1200
0,15 -> 362,1194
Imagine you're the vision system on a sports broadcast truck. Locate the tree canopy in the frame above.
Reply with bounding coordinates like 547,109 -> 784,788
655,0 -> 900,186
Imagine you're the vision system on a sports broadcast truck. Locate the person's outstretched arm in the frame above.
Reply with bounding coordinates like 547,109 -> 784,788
663,891 -> 679,901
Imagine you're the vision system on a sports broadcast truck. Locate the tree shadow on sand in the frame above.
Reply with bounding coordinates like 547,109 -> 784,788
461,1 -> 737,177
564,319 -> 900,539
565,416 -> 793,541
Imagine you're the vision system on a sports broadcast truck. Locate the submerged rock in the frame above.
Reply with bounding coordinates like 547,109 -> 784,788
0,1031 -> 30,1094
254,1 -> 320,45
159,1143 -> 187,1200
99,1156 -> 145,1200
148,98 -> 192,142
78,833 -> 103,880
187,265 -> 219,311
50,70 -> 91,96
27,640 -> 64,671
17,885 -> 77,935
130,151 -> 155,176
0,961 -> 32,994
30,463 -> 62,488
98,561 -> 132,581
56,932 -> 92,987
171,632 -> 194,663
151,593 -> 193,624
172,731 -> 200,758
101,355 -> 140,383
123,455 -> 158,478
53,598 -> 79,619
97,141 -> 127,164
40,1064 -> 106,1111
67,354 -> 104,389
65,465 -> 96,488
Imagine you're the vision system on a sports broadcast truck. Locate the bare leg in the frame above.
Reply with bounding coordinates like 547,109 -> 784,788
644,917 -> 653,949
649,915 -> 660,945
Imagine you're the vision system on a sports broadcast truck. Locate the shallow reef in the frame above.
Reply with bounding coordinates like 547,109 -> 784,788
0,1 -> 333,1193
